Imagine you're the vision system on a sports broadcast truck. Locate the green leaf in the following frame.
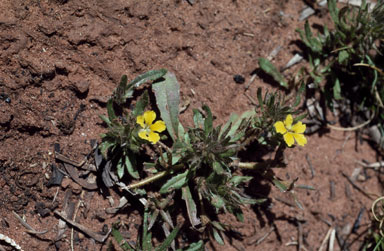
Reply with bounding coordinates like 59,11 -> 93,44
328,0 -> 339,25
125,154 -> 139,179
230,176 -> 252,186
99,114 -> 111,126
333,78 -> 342,100
338,50 -> 349,64
193,109 -> 204,128
114,75 -> 128,104
159,170 -> 188,194
272,178 -> 288,192
258,58 -> 288,88
211,194 -> 225,209
125,69 -> 167,100
257,88 -> 264,111
220,113 -> 238,138
304,21 -> 322,53
293,83 -> 306,107
107,99 -> 117,122
155,226 -> 180,251
211,221 -> 225,232
203,105 -> 213,135
212,161 -> 225,175
132,90 -> 149,117
153,72 -> 180,141
228,110 -> 256,137
182,186 -> 201,228
182,240 -> 204,251
212,228 -> 224,245
111,225 -> 134,251
117,158 -> 124,179
142,209 -> 153,251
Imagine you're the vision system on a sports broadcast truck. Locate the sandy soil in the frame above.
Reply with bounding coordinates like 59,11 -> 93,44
0,0 -> 381,250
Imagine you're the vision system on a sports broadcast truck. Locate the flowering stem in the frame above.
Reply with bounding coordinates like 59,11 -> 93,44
127,164 -> 184,189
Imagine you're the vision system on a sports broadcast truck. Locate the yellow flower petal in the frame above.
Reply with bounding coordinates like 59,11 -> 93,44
284,114 -> 293,128
293,133 -> 307,146
274,121 -> 287,134
292,121 -> 306,134
150,120 -> 166,133
148,131 -> 160,144
143,111 -> 156,125
137,115 -> 145,128
283,132 -> 295,147
138,130 -> 150,140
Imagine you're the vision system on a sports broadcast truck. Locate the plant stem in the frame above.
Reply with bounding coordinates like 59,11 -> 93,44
236,161 -> 271,170
127,164 -> 184,189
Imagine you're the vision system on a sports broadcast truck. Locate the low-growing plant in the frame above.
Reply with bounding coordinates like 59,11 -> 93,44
362,197 -> 384,250
99,69 -> 308,247
260,0 -> 384,146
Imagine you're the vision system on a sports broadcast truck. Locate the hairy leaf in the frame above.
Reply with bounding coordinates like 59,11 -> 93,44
160,170 -> 188,194
153,72 -> 180,141
258,58 -> 288,88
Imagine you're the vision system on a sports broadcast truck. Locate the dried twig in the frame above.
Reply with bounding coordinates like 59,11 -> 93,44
356,160 -> 384,170
341,171 -> 377,199
12,211 -> 48,235
248,226 -> 275,245
329,228 -> 336,251
305,154 -> 315,178
54,210 -> 111,243
319,227 -> 333,251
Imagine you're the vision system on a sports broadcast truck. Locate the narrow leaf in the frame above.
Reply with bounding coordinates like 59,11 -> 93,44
159,170 -> 188,194
213,228 -> 225,245
107,99 -> 117,121
153,72 -> 180,141
333,78 -> 342,100
258,58 -> 288,88
111,225 -> 134,251
125,154 -> 139,179
182,186 -> 201,227
193,109 -> 204,128
155,226 -> 180,251
183,240 -> 204,251
125,69 -> 167,99
203,105 -> 213,135
132,90 -> 149,117
117,158 -> 124,179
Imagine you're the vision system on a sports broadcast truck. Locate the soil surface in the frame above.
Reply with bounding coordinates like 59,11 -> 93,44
0,0 -> 381,250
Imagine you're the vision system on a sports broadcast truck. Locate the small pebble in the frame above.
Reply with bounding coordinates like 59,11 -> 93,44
233,74 -> 245,84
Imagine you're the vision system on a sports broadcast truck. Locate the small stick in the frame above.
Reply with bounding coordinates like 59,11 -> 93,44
352,207 -> 365,233
319,227 -> 333,251
329,228 -> 336,251
248,226 -> 275,245
54,210 -> 110,243
244,92 -> 257,105
305,154 -> 315,179
341,172 -> 376,199
12,211 -> 49,235
275,197 -> 296,207
344,182 -> 352,199
356,160 -> 384,169
244,73 -> 257,91
71,191 -> 85,251
52,187 -> 60,204
327,115 -> 373,131
297,221 -> 303,251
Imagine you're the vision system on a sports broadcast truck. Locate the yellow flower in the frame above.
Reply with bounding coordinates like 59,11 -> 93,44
274,114 -> 307,147
136,111 -> 166,144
